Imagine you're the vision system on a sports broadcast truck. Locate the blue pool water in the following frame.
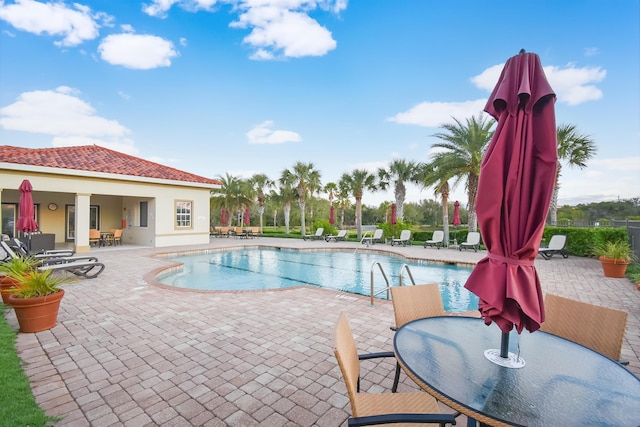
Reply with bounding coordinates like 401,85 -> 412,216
158,248 -> 479,312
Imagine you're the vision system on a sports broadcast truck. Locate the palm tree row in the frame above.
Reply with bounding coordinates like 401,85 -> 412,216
210,117 -> 596,237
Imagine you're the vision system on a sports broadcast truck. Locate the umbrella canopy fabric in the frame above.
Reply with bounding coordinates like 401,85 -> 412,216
452,201 -> 461,226
464,51 -> 557,334
244,207 -> 250,225
329,205 -> 335,225
221,208 -> 227,224
16,179 -> 39,233
390,203 -> 397,225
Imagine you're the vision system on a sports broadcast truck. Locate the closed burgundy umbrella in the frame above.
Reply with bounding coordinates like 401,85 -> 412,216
329,205 -> 335,225
244,207 -> 250,226
390,203 -> 397,225
221,208 -> 227,225
16,179 -> 39,233
464,50 -> 557,365
452,201 -> 461,226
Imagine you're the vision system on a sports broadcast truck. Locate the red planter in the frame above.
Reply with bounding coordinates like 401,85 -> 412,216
0,276 -> 20,305
599,257 -> 630,278
8,290 -> 64,333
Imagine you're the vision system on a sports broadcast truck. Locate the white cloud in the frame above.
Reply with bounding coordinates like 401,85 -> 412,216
387,100 -> 486,127
0,87 -> 135,152
232,6 -> 336,59
98,33 -> 179,69
143,0 -> 340,59
0,0 -> 112,46
247,120 -> 302,144
471,62 -> 606,106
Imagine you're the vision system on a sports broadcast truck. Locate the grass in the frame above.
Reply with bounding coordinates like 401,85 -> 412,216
0,305 -> 58,427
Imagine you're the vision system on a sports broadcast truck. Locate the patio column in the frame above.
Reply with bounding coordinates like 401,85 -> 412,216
75,193 -> 91,253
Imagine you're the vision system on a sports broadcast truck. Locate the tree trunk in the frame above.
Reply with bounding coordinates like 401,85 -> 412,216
355,197 -> 362,239
442,194 -> 450,245
548,162 -> 562,225
395,181 -> 406,220
258,206 -> 265,233
299,200 -> 306,236
284,203 -> 291,234
467,174 -> 479,232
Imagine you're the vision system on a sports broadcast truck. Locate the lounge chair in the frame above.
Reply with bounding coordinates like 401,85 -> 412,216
303,228 -> 324,241
2,241 -> 99,266
11,238 -> 75,258
1,241 -> 105,279
424,230 -> 445,249
361,229 -> 383,245
333,314 -> 456,427
459,231 -> 481,252
538,234 -> 568,259
391,229 -> 411,246
325,230 -> 347,242
541,293 -> 627,362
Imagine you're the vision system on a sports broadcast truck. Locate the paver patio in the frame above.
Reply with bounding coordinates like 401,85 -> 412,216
4,237 -> 639,426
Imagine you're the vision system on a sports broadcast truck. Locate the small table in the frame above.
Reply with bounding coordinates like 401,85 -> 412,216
394,316 -> 640,427
99,231 -> 114,246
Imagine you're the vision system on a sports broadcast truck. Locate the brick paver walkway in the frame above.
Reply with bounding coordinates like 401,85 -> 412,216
5,237 -> 639,426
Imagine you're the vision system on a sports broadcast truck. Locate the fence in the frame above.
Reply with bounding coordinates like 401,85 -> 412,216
549,219 -> 640,261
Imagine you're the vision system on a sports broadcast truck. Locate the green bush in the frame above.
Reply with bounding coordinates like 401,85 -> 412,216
542,226 -> 628,257
312,219 -> 336,236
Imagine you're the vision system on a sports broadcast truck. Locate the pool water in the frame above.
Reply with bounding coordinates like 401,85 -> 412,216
158,248 -> 479,312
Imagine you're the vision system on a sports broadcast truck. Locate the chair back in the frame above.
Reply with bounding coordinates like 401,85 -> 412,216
399,230 -> 411,241
431,230 -> 444,242
548,235 -> 567,250
391,284 -> 445,329
333,314 -> 361,415
0,241 -> 19,260
113,229 -> 123,238
337,230 -> 347,238
466,231 -> 480,244
89,229 -> 100,239
541,293 -> 628,360
372,229 -> 383,239
315,228 -> 324,236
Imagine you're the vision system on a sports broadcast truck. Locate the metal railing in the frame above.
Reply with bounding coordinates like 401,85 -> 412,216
369,263 -> 416,306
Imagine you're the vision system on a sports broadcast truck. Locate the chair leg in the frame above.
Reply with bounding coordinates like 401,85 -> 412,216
391,362 -> 402,393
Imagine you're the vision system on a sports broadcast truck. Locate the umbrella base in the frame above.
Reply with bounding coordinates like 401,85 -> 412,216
484,349 -> 525,368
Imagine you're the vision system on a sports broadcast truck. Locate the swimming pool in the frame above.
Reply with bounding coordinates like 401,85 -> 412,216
157,248 -> 479,312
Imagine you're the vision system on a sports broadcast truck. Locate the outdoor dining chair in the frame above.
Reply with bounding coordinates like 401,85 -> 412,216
333,314 -> 456,427
540,293 -> 628,362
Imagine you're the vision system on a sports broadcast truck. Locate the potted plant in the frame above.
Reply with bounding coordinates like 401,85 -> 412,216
593,240 -> 635,278
7,269 -> 68,332
0,256 -> 39,305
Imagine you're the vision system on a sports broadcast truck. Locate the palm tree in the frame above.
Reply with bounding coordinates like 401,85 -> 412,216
335,180 -> 351,228
377,159 -> 419,221
211,173 -> 250,227
416,162 -> 453,243
276,173 -> 299,234
548,124 -> 597,224
340,169 -> 377,239
429,114 -> 494,231
250,173 -> 274,232
281,162 -> 322,237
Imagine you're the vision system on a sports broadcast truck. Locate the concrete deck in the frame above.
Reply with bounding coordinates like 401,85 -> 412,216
4,237 -> 639,426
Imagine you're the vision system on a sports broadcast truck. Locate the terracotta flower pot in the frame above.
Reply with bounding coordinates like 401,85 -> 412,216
0,276 -> 20,305
599,256 -> 630,279
8,290 -> 64,333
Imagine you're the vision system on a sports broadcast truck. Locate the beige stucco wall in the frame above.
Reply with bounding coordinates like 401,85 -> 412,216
1,166 -> 216,248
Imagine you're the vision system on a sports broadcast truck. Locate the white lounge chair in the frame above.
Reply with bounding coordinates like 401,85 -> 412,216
459,231 -> 481,252
538,235 -> 568,259
303,228 -> 324,241
391,230 -> 411,247
424,230 -> 445,249
325,230 -> 347,242
361,229 -> 384,245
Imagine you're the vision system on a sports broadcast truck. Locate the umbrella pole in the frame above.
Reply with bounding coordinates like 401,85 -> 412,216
500,332 -> 509,358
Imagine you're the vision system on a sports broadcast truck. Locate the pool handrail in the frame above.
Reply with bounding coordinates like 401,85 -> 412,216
370,262 -> 391,306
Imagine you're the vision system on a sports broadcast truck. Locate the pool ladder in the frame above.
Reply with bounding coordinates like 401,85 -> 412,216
369,262 -> 416,306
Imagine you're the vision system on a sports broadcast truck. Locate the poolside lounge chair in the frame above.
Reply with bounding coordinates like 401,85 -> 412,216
361,229 -> 383,245
333,314 -> 456,427
325,230 -> 347,242
391,230 -> 411,246
541,293 -> 627,362
303,228 -> 324,241
424,230 -> 445,249
11,238 -> 75,258
538,234 -> 568,259
459,231 -> 481,252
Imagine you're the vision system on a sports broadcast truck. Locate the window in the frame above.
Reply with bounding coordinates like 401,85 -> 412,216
140,201 -> 148,227
176,200 -> 192,228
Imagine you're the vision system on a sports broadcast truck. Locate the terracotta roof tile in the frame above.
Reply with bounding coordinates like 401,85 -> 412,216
0,145 -> 220,186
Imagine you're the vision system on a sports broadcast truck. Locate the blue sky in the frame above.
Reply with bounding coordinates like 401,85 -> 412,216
1,0 -> 638,208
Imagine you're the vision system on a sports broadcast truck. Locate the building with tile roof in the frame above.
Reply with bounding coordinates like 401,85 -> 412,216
1,145 -> 221,252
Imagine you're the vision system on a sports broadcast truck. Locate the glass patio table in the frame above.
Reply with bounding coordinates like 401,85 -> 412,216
394,316 -> 640,427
